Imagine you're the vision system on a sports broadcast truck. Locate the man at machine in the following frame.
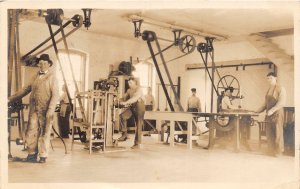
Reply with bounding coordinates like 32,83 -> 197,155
220,87 -> 251,150
221,87 -> 241,111
118,77 -> 146,149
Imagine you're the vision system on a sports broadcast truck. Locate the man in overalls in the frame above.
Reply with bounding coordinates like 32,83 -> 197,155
118,77 -> 145,149
256,72 -> 286,156
9,54 -> 59,163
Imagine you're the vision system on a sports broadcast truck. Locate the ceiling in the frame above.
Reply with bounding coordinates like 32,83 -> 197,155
21,8 -> 294,43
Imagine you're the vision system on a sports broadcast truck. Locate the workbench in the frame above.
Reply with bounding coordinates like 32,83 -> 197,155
144,110 -> 259,151
144,111 -> 196,149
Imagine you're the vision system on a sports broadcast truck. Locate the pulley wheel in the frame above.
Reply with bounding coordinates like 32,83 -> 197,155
217,75 -> 240,97
179,35 -> 196,54
72,14 -> 82,27
213,116 -> 235,132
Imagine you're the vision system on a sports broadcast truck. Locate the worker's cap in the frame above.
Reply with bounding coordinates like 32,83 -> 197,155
225,86 -> 234,93
191,88 -> 196,92
267,72 -> 277,77
37,54 -> 53,66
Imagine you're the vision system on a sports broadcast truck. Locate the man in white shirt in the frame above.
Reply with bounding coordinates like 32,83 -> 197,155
144,87 -> 155,111
187,88 -> 201,112
118,77 -> 145,149
221,87 -> 240,111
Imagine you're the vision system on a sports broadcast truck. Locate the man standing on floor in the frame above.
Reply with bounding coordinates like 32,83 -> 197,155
118,77 -> 145,149
256,72 -> 286,156
178,88 -> 202,143
9,54 -> 59,163
187,88 -> 202,112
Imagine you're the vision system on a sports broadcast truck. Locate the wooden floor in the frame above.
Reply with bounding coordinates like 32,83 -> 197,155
8,133 -> 298,189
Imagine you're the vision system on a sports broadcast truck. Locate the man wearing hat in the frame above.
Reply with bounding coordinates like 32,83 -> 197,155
221,87 -> 240,111
187,88 -> 202,112
178,88 -> 202,143
9,54 -> 59,163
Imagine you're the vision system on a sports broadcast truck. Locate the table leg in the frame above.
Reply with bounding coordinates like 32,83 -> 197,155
156,119 -> 163,142
235,116 -> 240,152
207,117 -> 215,149
187,119 -> 192,149
170,121 -> 175,147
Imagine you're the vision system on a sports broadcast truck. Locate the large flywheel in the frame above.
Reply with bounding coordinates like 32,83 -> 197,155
217,75 -> 240,97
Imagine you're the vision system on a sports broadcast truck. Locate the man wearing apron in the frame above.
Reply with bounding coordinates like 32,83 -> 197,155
256,72 -> 286,156
118,77 -> 145,149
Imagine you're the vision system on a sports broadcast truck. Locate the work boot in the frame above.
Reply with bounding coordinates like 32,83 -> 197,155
13,154 -> 37,163
39,157 -> 47,163
26,154 -> 38,162
118,132 -> 128,141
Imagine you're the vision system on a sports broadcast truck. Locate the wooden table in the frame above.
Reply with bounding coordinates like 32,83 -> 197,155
191,111 -> 259,152
144,111 -> 195,149
144,110 -> 258,151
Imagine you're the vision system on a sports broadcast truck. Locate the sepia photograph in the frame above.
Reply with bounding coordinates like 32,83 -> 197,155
2,1 -> 300,189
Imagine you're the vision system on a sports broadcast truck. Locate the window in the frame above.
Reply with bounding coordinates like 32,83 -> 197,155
56,50 -> 88,99
132,61 -> 155,95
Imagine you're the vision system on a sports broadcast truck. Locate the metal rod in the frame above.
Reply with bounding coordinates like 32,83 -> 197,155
156,84 -> 160,111
210,48 -> 215,113
7,9 -> 16,158
8,9 -> 16,97
15,10 -> 25,141
144,42 -> 174,62
156,83 -> 178,87
177,77 -> 181,101
209,52 -> 226,89
199,51 -> 218,95
187,62 -> 273,70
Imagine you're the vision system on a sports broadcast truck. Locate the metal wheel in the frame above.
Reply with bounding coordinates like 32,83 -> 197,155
214,116 -> 235,132
217,75 -> 240,97
179,35 -> 196,54
72,14 -> 83,27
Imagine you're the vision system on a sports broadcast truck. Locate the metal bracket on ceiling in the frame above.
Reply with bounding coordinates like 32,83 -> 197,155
132,19 -> 143,38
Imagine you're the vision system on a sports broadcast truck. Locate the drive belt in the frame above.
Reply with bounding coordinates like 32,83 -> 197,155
47,22 -> 74,154
144,31 -> 184,132
145,36 -> 174,112
199,51 -> 218,95
59,20 -> 87,123
22,19 -> 73,59
33,22 -> 82,57
154,37 -> 184,111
